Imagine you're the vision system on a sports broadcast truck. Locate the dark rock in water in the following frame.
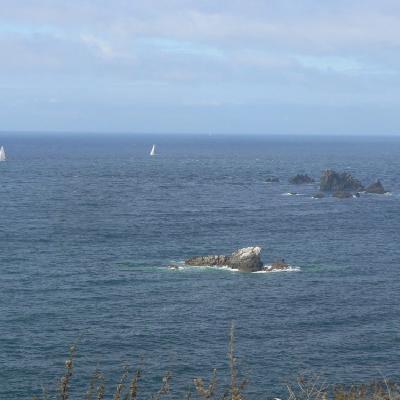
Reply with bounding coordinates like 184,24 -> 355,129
185,255 -> 231,267
333,191 -> 353,199
265,176 -> 280,183
312,192 -> 325,199
289,174 -> 315,184
320,170 -> 364,192
354,192 -> 361,198
289,192 -> 298,196
269,261 -> 289,270
185,247 -> 265,272
229,247 -> 264,272
365,180 -> 386,194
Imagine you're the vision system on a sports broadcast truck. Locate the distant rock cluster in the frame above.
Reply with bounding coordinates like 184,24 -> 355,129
365,180 -> 386,194
318,169 -> 387,198
289,174 -> 315,184
320,170 -> 364,192
266,169 -> 388,199
265,176 -> 280,183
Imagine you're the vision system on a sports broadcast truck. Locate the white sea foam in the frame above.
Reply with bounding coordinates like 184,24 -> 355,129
282,192 -> 303,196
168,263 -> 300,273
253,265 -> 301,273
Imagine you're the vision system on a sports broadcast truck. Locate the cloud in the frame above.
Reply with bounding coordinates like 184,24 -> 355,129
80,34 -> 115,59
1,0 -> 400,133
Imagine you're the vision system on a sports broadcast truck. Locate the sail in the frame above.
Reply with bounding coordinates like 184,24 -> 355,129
0,146 -> 5,161
150,145 -> 156,156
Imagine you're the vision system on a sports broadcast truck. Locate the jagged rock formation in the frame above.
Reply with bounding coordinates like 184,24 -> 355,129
229,247 -> 264,272
289,174 -> 315,184
185,247 -> 274,272
320,170 -> 364,192
365,180 -> 386,194
185,255 -> 231,267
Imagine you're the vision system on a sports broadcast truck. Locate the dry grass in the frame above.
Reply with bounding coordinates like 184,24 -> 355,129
31,324 -> 399,400
286,375 -> 400,400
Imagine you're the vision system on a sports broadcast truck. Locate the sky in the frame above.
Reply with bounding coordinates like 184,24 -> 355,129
1,0 -> 400,135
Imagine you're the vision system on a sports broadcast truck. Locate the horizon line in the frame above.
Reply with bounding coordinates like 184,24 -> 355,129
1,130 -> 400,138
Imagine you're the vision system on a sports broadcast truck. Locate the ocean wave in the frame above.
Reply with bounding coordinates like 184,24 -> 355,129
282,192 -> 303,196
253,265 -> 301,273
168,263 -> 300,273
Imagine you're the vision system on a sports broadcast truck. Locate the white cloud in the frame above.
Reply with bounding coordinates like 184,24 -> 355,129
80,34 -> 116,59
2,0 -> 400,133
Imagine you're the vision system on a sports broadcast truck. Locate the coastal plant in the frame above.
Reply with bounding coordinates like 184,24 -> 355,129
332,381 -> 400,400
30,324 -> 399,400
286,374 -> 328,400
228,323 -> 247,400
59,345 -> 76,400
193,368 -> 218,399
152,371 -> 172,400
113,366 -> 129,400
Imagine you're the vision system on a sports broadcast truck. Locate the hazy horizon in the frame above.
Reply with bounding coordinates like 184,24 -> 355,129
2,1 -> 400,135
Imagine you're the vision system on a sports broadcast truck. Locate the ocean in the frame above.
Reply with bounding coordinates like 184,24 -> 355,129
1,134 -> 400,399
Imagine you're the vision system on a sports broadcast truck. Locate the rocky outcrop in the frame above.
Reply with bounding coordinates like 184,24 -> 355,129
365,180 -> 386,194
320,170 -> 364,192
333,191 -> 353,199
289,174 -> 315,184
229,247 -> 263,272
265,176 -> 280,183
185,255 -> 231,267
269,261 -> 289,270
185,246 -> 266,272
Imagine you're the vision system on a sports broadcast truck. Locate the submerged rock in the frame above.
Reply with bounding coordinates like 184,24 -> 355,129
365,180 -> 386,194
265,176 -> 280,183
289,174 -> 315,184
185,246 -> 273,272
320,170 -> 364,192
333,191 -> 353,199
269,261 -> 289,270
312,192 -> 325,199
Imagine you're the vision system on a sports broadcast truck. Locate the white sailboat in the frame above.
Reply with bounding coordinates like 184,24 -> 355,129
0,146 -> 5,161
150,144 -> 156,156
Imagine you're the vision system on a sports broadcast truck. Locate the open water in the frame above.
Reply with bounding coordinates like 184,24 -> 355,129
1,134 -> 400,399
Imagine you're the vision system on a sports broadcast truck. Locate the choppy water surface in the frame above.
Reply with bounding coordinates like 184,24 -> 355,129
1,134 -> 400,398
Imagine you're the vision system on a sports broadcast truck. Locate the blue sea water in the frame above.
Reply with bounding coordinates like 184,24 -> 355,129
1,134 -> 400,399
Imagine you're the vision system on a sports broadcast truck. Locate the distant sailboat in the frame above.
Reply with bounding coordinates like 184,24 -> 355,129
150,145 -> 156,156
0,146 -> 5,161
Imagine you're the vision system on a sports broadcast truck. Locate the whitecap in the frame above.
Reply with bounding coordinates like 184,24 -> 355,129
167,262 -> 300,273
253,265 -> 301,273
